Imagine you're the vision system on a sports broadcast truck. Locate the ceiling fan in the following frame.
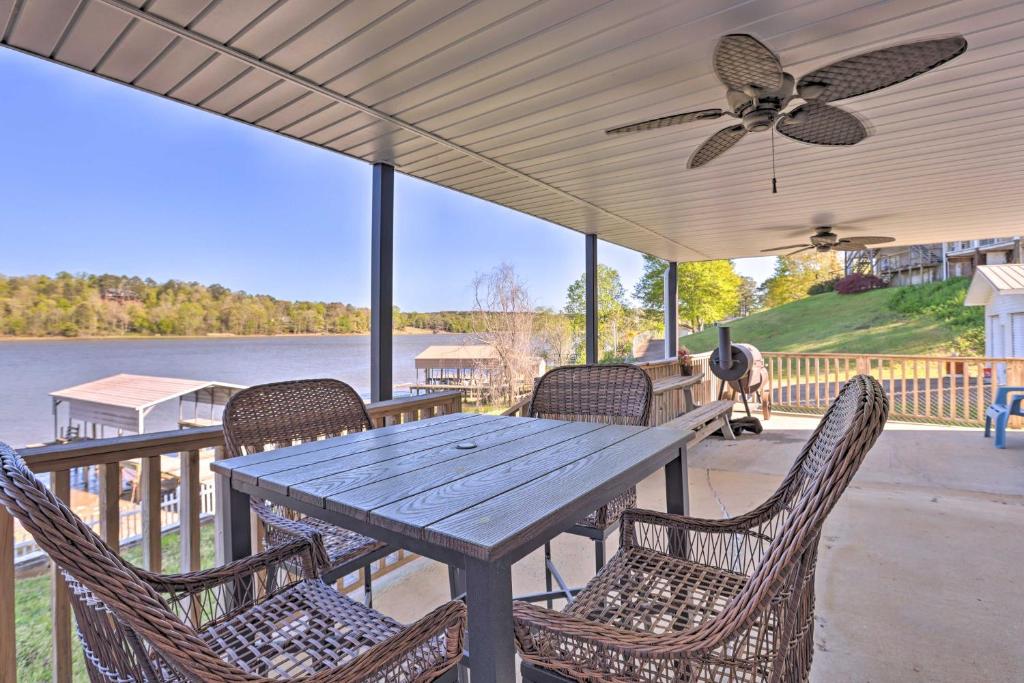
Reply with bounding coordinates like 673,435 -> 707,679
761,227 -> 895,255
604,33 -> 967,190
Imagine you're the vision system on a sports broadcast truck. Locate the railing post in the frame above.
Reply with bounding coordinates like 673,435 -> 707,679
0,508 -> 16,682
141,456 -> 162,571
51,470 -> 72,683
585,233 -> 598,364
663,261 -> 678,360
180,450 -> 201,573
98,462 -> 120,549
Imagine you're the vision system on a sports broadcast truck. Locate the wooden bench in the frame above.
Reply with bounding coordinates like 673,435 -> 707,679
661,399 -> 735,444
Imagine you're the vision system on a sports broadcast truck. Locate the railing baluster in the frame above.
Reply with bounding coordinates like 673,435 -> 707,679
51,469 -> 73,683
180,450 -> 201,573
141,456 -> 162,571
98,462 -> 120,549
0,508 -> 16,682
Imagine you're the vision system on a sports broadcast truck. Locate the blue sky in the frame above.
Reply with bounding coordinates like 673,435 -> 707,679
0,48 -> 774,311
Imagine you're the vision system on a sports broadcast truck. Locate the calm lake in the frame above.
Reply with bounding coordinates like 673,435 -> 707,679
0,333 -> 472,448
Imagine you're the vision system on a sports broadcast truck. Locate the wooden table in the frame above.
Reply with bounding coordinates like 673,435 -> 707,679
212,412 -> 691,683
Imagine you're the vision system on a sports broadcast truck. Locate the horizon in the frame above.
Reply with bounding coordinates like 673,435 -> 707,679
0,48 -> 776,311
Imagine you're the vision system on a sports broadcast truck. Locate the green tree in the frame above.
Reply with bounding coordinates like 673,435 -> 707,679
633,256 -> 742,332
737,276 -> 761,316
565,264 -> 632,360
761,252 -> 840,308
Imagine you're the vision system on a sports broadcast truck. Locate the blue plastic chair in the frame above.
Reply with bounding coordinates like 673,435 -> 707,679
983,386 -> 1024,448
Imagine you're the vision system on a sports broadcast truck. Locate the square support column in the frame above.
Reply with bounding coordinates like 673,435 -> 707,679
663,261 -> 678,359
371,162 -> 394,402
585,234 -> 598,364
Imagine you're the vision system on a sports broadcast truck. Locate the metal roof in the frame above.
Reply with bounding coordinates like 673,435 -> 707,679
3,0 -> 1022,261
51,373 -> 245,410
415,345 -> 499,362
964,264 -> 1024,305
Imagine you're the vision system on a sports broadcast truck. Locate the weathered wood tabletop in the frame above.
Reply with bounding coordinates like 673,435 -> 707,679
212,412 -> 691,683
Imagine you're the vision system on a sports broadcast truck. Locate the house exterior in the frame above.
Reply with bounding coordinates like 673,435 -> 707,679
964,264 -> 1024,362
848,238 -> 1022,285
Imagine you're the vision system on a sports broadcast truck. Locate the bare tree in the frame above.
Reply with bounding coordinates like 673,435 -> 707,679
471,264 -> 536,405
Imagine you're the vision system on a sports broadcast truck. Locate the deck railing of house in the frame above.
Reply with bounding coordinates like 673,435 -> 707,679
0,390 -> 463,682
764,352 -> 1024,426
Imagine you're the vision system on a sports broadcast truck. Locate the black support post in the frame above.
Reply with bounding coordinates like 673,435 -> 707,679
585,234 -> 598,364
371,162 -> 394,402
663,261 -> 678,359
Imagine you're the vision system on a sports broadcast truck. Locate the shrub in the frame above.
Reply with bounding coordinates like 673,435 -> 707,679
808,277 -> 838,295
834,273 -> 886,294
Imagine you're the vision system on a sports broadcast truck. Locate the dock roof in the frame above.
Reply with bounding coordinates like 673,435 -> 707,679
51,374 -> 245,411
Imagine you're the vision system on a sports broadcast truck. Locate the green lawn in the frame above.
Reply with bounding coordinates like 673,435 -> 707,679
682,288 -> 964,355
16,524 -> 217,682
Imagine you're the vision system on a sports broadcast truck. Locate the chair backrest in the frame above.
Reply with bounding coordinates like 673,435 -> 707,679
717,375 -> 888,639
529,364 -> 653,426
0,443 -> 247,681
222,378 -> 373,457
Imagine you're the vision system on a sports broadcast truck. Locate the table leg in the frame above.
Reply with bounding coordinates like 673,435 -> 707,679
219,477 -> 253,608
464,558 -> 516,683
221,478 -> 252,562
664,444 -> 689,558
664,444 -> 689,516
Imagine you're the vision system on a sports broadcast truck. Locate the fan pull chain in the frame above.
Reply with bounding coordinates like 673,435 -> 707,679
771,124 -> 778,194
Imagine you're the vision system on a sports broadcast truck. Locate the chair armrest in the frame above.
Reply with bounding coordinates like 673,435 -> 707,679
308,600 -> 467,683
136,538 -> 320,628
250,502 -> 331,569
994,386 -> 1024,406
621,508 -> 776,574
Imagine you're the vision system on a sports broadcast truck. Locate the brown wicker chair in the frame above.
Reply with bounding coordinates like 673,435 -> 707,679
525,364 -> 653,605
514,374 -> 889,683
0,442 -> 466,682
222,378 -> 390,605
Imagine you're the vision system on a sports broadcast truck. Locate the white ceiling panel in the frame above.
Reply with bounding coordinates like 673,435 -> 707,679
2,0 -> 1021,261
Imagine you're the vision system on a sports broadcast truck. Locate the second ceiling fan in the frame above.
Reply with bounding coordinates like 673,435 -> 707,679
605,33 -> 967,175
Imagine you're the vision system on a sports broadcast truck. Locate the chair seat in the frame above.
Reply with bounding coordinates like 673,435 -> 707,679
566,546 -> 750,635
574,487 -> 637,531
298,515 -> 388,569
203,579 -> 407,678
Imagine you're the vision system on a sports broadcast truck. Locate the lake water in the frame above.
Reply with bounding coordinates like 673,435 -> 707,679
0,334 -> 472,448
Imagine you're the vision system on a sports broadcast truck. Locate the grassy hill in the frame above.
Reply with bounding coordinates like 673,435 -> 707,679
681,279 -> 981,355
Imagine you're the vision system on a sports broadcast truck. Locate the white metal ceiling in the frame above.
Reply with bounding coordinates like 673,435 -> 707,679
2,0 -> 1021,262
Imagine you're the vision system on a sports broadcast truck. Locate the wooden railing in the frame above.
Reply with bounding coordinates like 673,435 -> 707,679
1,390 -> 462,682
765,352 -> 1023,426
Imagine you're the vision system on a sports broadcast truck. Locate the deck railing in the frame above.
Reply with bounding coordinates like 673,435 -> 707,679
1,390 -> 462,682
764,352 -> 1022,426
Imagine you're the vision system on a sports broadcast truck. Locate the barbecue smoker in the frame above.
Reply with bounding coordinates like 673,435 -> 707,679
709,325 -> 771,432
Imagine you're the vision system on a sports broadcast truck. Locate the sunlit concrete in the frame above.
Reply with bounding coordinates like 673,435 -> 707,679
368,413 -> 1024,682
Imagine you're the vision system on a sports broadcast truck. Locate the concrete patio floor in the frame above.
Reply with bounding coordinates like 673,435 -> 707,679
369,413 -> 1024,682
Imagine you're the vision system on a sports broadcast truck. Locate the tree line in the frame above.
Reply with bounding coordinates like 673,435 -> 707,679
0,272 -> 479,337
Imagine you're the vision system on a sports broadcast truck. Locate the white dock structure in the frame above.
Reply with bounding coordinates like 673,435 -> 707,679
50,374 -> 246,440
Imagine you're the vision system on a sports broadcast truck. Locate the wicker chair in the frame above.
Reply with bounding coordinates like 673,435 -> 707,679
514,374 -> 889,682
526,364 -> 653,605
222,379 -> 390,605
0,442 -> 466,682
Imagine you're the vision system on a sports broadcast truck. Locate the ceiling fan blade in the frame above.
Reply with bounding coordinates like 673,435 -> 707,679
786,246 -> 814,256
776,103 -> 867,145
761,244 -> 811,252
605,109 -> 725,135
714,34 -> 784,92
833,242 -> 873,252
841,236 -> 895,245
797,35 -> 967,103
688,124 -> 747,168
